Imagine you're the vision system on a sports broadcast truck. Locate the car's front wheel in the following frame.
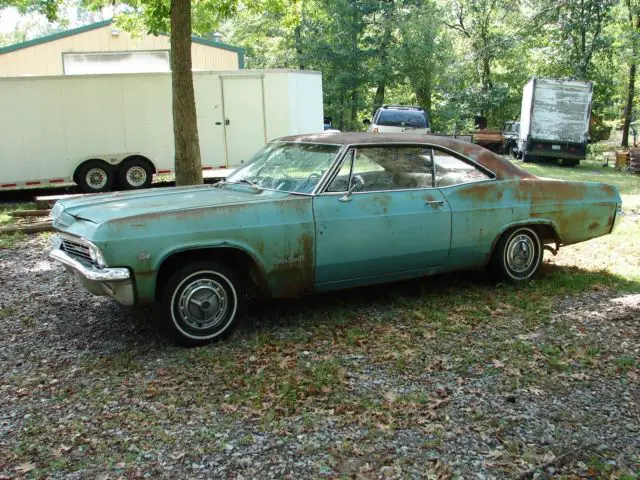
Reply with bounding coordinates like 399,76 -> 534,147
157,262 -> 244,347
491,227 -> 543,282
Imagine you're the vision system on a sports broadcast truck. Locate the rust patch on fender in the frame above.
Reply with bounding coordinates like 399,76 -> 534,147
135,270 -> 155,278
269,232 -> 315,298
252,238 -> 265,255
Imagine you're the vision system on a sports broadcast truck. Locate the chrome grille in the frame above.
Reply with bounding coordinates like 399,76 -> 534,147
61,238 -> 94,265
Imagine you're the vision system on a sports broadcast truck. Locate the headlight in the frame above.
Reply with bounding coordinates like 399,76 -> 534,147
88,243 -> 106,268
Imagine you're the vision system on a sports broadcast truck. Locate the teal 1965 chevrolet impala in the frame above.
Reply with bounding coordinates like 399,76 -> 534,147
50,133 -> 623,346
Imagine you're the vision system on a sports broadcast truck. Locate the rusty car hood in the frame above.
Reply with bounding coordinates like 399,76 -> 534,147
54,184 -> 291,225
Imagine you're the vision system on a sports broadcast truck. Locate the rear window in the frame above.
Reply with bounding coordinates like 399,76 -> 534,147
376,109 -> 428,128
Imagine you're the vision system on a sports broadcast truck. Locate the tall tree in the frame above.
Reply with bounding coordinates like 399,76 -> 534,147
170,0 -> 201,185
395,1 -> 447,116
444,0 -> 523,121
104,0 -> 236,185
554,0 -> 616,80
621,0 -> 640,147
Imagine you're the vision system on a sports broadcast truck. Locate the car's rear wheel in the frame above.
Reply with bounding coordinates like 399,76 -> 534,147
156,261 -> 244,347
491,227 -> 543,282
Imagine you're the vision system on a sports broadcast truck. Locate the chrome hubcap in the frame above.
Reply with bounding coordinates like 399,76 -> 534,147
177,278 -> 228,330
506,234 -> 535,273
86,168 -> 108,189
126,166 -> 147,187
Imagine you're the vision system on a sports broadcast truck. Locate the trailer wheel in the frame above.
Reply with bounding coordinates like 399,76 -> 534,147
119,157 -> 153,190
76,160 -> 114,193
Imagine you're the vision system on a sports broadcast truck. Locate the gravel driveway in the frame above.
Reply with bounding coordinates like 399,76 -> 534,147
1,236 -> 638,479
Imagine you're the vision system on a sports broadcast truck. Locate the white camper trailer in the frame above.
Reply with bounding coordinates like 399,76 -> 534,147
0,69 -> 324,192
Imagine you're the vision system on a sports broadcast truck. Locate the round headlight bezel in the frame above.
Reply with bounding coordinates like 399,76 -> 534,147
87,242 -> 106,269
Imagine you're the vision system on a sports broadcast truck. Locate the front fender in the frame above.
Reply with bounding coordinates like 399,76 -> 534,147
132,240 -> 269,305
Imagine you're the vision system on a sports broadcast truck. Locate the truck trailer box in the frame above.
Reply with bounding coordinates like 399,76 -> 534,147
0,69 -> 323,192
517,77 -> 593,166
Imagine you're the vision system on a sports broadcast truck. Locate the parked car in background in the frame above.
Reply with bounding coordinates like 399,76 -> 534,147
366,105 -> 430,134
502,121 -> 520,156
50,133 -> 622,346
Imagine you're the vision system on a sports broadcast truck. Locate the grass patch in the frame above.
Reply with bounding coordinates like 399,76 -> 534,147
614,356 -> 637,372
0,202 -> 39,248
0,202 -> 37,227
0,231 -> 26,248
518,154 -> 640,210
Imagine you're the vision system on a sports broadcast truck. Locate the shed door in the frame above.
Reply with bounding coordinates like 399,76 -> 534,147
221,77 -> 266,166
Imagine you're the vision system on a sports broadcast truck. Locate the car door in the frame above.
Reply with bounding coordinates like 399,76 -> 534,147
431,147 -> 497,270
313,145 -> 452,286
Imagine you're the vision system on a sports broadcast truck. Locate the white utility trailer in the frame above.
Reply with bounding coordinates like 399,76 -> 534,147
517,77 -> 593,166
0,69 -> 324,192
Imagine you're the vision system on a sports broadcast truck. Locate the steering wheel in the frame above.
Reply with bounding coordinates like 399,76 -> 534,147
298,172 -> 323,193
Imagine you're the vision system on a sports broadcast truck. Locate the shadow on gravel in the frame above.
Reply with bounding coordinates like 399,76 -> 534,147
43,262 -> 640,352
232,262 -> 640,340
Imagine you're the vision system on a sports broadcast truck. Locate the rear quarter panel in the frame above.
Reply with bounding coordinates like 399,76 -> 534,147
440,178 -> 620,270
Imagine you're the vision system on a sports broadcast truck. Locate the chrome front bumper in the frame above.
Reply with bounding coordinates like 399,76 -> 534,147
50,247 -> 135,306
611,203 -> 624,233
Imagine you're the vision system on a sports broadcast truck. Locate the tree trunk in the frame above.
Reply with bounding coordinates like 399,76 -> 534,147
295,24 -> 304,70
170,0 -> 203,186
622,62 -> 636,148
622,13 -> 640,148
350,87 -> 358,130
414,86 -> 432,117
372,84 -> 385,117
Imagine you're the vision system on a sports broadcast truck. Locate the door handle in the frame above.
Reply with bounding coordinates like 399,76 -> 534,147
215,121 -> 222,125
425,200 -> 445,208
225,119 -> 230,125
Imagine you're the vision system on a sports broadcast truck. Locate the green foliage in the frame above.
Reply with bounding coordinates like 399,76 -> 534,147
3,0 -> 636,135
224,0 -> 622,132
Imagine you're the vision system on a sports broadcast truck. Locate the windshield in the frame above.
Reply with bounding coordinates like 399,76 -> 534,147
224,142 -> 342,194
377,110 -> 428,128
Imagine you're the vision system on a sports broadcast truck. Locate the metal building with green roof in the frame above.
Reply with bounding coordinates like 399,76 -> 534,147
0,19 -> 245,77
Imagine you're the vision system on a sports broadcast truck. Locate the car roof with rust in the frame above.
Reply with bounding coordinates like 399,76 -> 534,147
276,132 -> 533,179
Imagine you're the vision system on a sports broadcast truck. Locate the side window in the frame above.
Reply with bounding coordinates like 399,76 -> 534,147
433,148 -> 492,187
326,151 -> 353,192
327,146 -> 434,192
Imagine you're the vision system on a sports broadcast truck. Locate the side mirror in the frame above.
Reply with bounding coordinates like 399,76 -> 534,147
363,119 -> 371,125
339,175 -> 364,202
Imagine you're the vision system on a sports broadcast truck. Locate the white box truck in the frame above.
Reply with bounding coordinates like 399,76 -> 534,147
0,69 -> 323,192
517,77 -> 593,166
